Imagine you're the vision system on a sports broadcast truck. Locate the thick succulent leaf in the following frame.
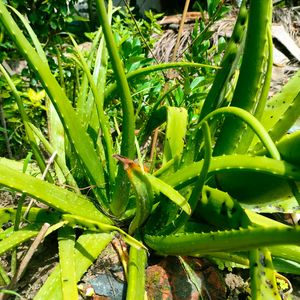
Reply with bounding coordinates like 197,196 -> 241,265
251,69 -> 300,151
213,0 -> 272,156
275,131 -> 300,166
0,2 -> 107,203
240,180 -> 300,213
113,155 -> 153,234
8,5 -> 47,63
159,155 -> 300,188
0,207 -> 61,226
126,232 -> 147,300
144,226 -> 300,255
0,163 -> 112,224
216,172 -> 300,212
0,157 -> 40,176
62,214 -> 146,250
249,248 -> 281,299
58,226 -> 77,300
194,186 -> 251,229
0,225 -> 40,255
34,232 -> 114,300
163,107 -> 187,165
146,174 -> 191,215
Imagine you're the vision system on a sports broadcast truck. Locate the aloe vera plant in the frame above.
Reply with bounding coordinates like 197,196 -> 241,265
0,0 -> 300,298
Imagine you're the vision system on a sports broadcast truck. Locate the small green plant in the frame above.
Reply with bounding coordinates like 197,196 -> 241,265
4,0 -> 78,41
0,0 -> 299,299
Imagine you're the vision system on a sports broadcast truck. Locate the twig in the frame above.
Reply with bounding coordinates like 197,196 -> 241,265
12,223 -> 50,284
171,0 -> 191,62
111,237 -> 129,280
23,151 -> 57,220
149,127 -> 159,163
0,223 -> 50,300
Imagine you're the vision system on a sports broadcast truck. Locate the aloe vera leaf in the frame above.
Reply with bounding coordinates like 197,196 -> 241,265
163,107 -> 187,167
95,0 -> 135,155
155,122 -> 212,236
114,156 -> 154,235
34,232 -> 114,300
0,215 -> 61,253
276,131 -> 300,166
0,3 -> 107,202
46,50 -> 66,186
70,35 -> 116,186
0,163 -> 112,224
243,210 -> 300,266
272,257 -> 300,275
251,70 -> 300,153
206,250 -> 300,275
7,5 -> 47,63
0,64 -> 51,182
193,189 -> 300,267
199,107 -> 280,160
160,155 -> 300,190
58,226 -> 77,300
249,248 -> 281,300
255,131 -> 300,168
95,0 -> 136,215
213,0 -> 272,156
0,225 -> 40,255
0,207 -> 61,226
47,98 -> 66,185
237,26 -> 274,154
214,103 -> 289,203
10,4 -> 65,184
28,123 -> 79,191
104,62 -> 218,101
267,92 -> 300,142
219,171 -> 300,213
199,0 -> 248,119
76,28 -> 102,122
147,174 -> 191,215
186,1 -> 249,161
62,214 -> 146,250
144,226 -> 300,255
188,122 -> 212,203
126,232 -> 147,300
194,186 -> 251,229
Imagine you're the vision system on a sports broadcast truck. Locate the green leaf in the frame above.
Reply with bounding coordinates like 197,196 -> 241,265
62,214 -> 146,250
249,248 -> 281,299
34,232 -> 114,300
0,162 -> 112,224
58,227 -> 77,300
0,207 -> 61,226
0,225 -> 39,255
113,155 -> 153,234
126,232 -> 147,300
163,107 -> 187,166
146,173 -> 191,215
